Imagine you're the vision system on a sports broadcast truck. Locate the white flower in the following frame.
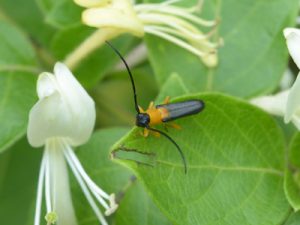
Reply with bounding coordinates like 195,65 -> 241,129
251,28 -> 300,129
74,0 -> 220,67
280,69 -> 294,91
28,63 -> 118,225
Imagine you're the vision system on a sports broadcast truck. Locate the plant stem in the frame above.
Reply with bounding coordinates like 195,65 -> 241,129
63,28 -> 124,70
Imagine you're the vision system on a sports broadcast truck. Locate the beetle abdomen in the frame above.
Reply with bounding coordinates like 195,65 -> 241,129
156,100 -> 205,122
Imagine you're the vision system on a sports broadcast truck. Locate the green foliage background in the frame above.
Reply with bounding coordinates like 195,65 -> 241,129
0,0 -> 300,224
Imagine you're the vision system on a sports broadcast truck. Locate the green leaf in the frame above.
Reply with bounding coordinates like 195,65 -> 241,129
155,73 -> 189,103
0,0 -> 56,47
51,26 -> 136,88
115,181 -> 172,225
284,133 -> 300,211
112,93 -> 289,225
0,21 -> 38,153
284,212 -> 300,225
72,128 -> 170,225
275,117 -> 297,144
36,0 -> 82,28
36,0 -> 57,12
145,0 -> 299,98
0,138 -> 42,225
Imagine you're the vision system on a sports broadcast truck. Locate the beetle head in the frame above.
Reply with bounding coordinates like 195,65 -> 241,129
136,113 -> 150,127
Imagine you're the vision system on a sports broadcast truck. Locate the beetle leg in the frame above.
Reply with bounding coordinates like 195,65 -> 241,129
143,128 -> 160,138
163,96 -> 170,104
152,130 -> 161,138
147,101 -> 155,110
143,128 -> 149,137
165,122 -> 181,130
138,105 -> 145,113
170,123 -> 181,130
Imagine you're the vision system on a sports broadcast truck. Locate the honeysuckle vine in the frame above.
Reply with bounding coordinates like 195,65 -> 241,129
65,0 -> 221,69
27,63 -> 118,225
251,28 -> 300,130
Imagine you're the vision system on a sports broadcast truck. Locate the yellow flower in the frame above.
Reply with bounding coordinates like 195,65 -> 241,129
74,0 -> 220,67
76,0 -> 144,36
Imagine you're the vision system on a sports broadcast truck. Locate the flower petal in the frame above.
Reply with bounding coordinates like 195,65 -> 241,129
36,72 -> 58,99
280,69 -> 294,90
291,115 -> 300,130
82,8 -> 144,37
74,0 -> 109,8
28,63 -> 96,147
285,72 -> 300,123
27,91 -> 72,147
284,28 -> 300,69
53,62 -> 96,146
80,0 -> 144,36
250,90 -> 288,117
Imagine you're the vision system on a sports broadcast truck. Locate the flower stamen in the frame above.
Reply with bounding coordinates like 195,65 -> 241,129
64,149 -> 108,225
144,26 -> 207,57
62,140 -> 118,222
45,212 -> 58,225
134,4 -> 214,27
34,154 -> 46,225
64,144 -> 110,200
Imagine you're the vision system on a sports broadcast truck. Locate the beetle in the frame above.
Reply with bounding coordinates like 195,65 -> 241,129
106,41 -> 205,173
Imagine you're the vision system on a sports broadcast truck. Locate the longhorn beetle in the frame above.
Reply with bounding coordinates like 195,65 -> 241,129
106,41 -> 205,174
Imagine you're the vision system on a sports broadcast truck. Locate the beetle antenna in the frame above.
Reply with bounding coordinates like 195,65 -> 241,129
105,41 -> 140,113
146,126 -> 187,174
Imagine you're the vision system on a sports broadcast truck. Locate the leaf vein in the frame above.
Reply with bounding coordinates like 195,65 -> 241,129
157,160 -> 282,176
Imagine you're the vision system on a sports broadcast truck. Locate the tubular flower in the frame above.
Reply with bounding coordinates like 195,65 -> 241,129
251,28 -> 300,129
28,63 -> 118,225
74,0 -> 220,67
